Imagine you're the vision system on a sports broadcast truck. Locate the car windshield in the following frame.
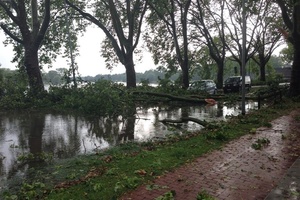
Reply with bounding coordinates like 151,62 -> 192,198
225,77 -> 240,83
191,81 -> 206,89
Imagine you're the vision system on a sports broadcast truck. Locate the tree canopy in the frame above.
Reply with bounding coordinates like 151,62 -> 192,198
65,0 -> 149,88
275,0 -> 300,96
1,0 -> 297,96
0,0 -> 86,94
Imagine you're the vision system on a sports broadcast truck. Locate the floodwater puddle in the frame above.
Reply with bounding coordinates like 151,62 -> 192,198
0,101 -> 257,193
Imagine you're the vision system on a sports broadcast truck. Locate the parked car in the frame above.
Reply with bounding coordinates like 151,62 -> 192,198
223,76 -> 251,93
188,80 -> 217,95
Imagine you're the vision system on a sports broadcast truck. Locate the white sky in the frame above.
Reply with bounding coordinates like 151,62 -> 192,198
0,27 -> 157,76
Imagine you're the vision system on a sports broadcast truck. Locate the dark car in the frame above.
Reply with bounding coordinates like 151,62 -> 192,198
188,80 -> 217,95
223,76 -> 251,93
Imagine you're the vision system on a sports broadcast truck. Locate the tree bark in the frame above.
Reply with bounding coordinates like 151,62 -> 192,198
132,91 -> 219,103
181,0 -> 191,89
182,65 -> 189,89
217,60 -> 224,89
259,54 -> 267,82
159,117 -> 208,127
288,4 -> 300,96
289,35 -> 300,96
24,46 -> 45,95
260,65 -> 266,82
125,56 -> 137,88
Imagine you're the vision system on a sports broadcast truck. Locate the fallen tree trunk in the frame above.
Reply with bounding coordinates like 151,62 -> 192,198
132,91 -> 210,104
132,90 -> 260,103
159,117 -> 208,127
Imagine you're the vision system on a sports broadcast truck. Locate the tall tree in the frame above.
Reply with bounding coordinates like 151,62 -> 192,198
250,0 -> 283,82
65,0 -> 148,88
275,0 -> 300,96
0,1 -> 84,95
190,0 -> 226,89
0,0 -> 51,94
224,0 -> 260,74
146,0 -> 192,89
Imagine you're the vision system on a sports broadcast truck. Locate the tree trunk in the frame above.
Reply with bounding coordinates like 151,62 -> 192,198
24,47 -> 45,95
217,61 -> 224,89
181,64 -> 189,89
125,56 -> 136,88
258,51 -> 267,82
289,4 -> 300,97
260,64 -> 266,82
289,37 -> 300,96
259,53 -> 267,82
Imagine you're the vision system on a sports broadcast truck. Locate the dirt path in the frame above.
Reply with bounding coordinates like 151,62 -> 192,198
120,109 -> 300,200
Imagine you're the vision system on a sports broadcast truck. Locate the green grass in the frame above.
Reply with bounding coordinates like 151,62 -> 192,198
3,98 -> 300,200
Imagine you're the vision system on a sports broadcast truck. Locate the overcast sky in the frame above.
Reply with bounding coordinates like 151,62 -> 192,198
0,27 -> 156,76
1,26 -> 286,77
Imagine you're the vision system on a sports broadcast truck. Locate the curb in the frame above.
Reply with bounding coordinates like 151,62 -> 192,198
265,157 -> 300,200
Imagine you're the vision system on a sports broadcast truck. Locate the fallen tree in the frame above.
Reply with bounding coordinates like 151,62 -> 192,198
131,91 -> 218,104
159,117 -> 209,127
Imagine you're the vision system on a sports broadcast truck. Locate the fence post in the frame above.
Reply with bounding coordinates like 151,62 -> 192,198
258,94 -> 261,109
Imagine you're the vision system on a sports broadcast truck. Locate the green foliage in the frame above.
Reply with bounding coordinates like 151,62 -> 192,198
156,77 -> 186,95
0,76 -> 134,117
0,70 -> 31,109
139,78 -> 151,87
155,190 -> 176,200
0,1 -> 87,69
197,190 -> 215,200
51,80 -> 133,116
204,123 -> 232,141
267,55 -> 285,69
3,182 -> 47,200
17,152 -> 53,163
20,182 -> 47,199
146,0 -> 192,87
189,38 -> 221,82
205,130 -> 231,141
43,70 -> 65,85
251,138 -> 270,150
280,43 -> 294,64
43,69 -> 179,85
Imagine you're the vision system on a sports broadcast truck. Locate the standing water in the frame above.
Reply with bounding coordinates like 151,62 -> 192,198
0,101 -> 257,193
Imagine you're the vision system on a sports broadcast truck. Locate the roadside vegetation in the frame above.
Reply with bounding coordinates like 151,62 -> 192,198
0,67 -> 288,114
0,70 -> 298,200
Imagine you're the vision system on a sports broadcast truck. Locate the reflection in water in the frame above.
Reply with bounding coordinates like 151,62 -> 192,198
28,113 -> 44,156
118,116 -> 136,143
0,101 -> 257,193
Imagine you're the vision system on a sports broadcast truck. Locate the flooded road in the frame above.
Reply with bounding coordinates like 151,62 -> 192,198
0,101 -> 257,193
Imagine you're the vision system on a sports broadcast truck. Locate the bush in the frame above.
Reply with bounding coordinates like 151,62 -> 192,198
49,80 -> 134,116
